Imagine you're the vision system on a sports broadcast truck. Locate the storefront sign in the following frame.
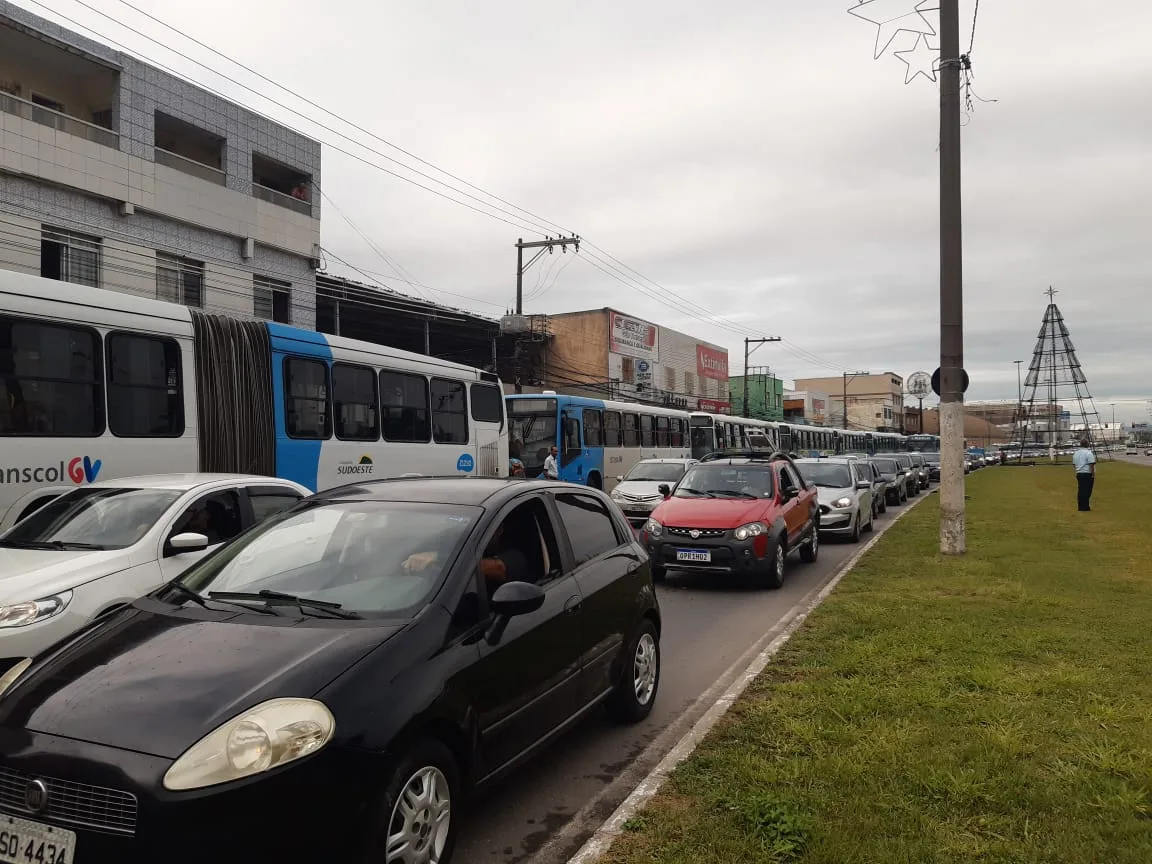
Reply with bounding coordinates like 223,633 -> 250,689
696,345 -> 729,381
697,398 -> 731,414
610,312 -> 659,361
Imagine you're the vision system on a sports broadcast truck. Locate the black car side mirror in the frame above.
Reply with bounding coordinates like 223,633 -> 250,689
486,581 -> 546,645
658,484 -> 671,498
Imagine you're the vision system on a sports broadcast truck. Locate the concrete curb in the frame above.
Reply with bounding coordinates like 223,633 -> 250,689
563,492 -> 931,864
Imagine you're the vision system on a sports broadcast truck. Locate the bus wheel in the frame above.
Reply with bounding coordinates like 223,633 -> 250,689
588,473 -> 603,490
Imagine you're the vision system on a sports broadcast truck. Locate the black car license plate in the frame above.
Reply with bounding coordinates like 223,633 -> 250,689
0,814 -> 76,864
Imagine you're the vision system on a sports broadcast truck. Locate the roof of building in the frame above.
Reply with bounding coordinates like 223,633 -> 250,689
317,272 -> 498,327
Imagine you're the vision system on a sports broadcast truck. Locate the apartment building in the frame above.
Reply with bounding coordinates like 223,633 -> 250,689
544,308 -> 731,412
793,372 -> 905,432
0,2 -> 321,326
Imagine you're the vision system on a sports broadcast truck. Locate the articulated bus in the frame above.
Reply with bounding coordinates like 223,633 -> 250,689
0,270 -> 508,527
687,411 -> 776,458
507,393 -> 691,490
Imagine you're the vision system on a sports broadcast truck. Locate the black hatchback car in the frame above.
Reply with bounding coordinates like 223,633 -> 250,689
0,478 -> 661,864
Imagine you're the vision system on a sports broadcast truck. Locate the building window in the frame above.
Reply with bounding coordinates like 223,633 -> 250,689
41,227 -> 99,288
380,370 -> 430,442
156,253 -> 204,308
333,363 -> 378,441
254,275 -> 291,323
684,371 -> 695,394
0,316 -> 103,436
664,367 -> 675,391
107,332 -> 183,436
430,378 -> 468,444
621,356 -> 635,384
284,357 -> 329,439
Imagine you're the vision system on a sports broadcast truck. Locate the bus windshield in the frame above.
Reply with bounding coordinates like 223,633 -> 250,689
690,426 -> 714,460
509,412 -> 557,472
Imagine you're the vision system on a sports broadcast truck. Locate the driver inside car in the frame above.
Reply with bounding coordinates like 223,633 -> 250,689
402,519 -> 531,595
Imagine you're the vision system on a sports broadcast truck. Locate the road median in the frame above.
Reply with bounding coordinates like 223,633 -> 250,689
592,462 -> 1152,864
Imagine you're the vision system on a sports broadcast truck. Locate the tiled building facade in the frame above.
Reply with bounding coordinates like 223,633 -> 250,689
0,1 -> 321,326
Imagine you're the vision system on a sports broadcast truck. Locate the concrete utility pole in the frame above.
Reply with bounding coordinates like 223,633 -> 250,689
743,337 -> 782,417
842,370 -> 870,430
515,236 -> 579,314
938,0 -> 967,555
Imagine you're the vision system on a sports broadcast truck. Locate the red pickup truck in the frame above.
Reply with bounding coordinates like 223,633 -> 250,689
639,451 -> 820,588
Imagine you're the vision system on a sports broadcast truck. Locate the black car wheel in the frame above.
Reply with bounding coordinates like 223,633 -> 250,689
367,738 -> 459,864
849,513 -> 861,543
607,618 -> 661,723
799,524 -> 819,563
879,495 -> 888,514
763,536 -> 786,589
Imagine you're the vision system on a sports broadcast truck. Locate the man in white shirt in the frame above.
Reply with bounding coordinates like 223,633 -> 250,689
1072,438 -> 1096,511
543,446 -> 559,480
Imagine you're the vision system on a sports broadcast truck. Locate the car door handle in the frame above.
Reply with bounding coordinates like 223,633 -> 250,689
564,595 -> 582,614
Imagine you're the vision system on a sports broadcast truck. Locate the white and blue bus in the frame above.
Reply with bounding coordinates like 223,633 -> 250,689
0,270 -> 508,527
507,393 -> 691,491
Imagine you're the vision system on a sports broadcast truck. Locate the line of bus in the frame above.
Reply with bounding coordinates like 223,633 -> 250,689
0,270 -> 509,526
506,392 -> 913,491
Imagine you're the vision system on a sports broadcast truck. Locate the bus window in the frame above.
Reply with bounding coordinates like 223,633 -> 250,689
284,357 -> 330,440
470,383 -> 504,425
604,411 -> 622,447
656,416 -> 669,447
107,332 -> 183,437
430,378 -> 468,444
333,362 -> 379,442
583,409 -> 603,446
562,413 -> 581,458
640,415 -> 655,448
623,413 -> 640,447
670,418 -> 684,447
1,316 -> 103,436
381,370 -> 431,443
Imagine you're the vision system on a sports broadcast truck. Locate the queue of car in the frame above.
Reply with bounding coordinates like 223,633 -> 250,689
0,447 -> 971,864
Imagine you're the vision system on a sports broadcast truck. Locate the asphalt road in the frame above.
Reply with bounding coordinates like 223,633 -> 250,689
455,490 -> 928,864
1116,451 -> 1152,466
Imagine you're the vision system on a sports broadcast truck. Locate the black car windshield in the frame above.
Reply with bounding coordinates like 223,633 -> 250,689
676,464 -> 775,498
922,454 -> 941,464
797,463 -> 853,488
0,487 -> 182,550
178,501 -> 480,617
892,455 -> 912,467
872,459 -> 898,473
623,462 -> 688,483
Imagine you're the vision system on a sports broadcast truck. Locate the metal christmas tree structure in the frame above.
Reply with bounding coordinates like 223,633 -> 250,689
1012,288 -> 1109,459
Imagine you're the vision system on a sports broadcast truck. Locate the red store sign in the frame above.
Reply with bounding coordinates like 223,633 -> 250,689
697,398 -> 731,414
696,345 -> 729,381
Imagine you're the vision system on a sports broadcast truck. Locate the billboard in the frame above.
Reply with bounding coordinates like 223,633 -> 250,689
813,399 -> 826,412
610,312 -> 659,361
696,345 -> 729,381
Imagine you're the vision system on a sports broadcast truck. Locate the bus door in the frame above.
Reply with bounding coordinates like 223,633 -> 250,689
689,417 -> 715,459
559,409 -> 594,485
778,424 -> 793,454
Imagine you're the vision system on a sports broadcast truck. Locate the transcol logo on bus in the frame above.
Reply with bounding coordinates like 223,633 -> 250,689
1,456 -> 103,485
336,455 -> 375,476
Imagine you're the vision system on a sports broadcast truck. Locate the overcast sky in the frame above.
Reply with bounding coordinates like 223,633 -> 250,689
28,0 -> 1152,422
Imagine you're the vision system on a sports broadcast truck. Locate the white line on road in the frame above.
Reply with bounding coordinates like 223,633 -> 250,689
564,493 -> 931,864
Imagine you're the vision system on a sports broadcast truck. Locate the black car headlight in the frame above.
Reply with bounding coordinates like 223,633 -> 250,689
163,698 -> 335,790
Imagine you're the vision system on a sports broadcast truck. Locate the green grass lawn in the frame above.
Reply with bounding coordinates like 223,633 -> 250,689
602,461 -> 1152,864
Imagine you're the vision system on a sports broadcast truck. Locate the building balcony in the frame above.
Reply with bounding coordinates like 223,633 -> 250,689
154,147 -> 225,186
0,90 -> 117,149
252,181 -> 311,216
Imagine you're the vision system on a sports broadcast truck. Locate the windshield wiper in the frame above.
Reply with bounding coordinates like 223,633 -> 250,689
209,590 -> 362,619
676,487 -> 715,497
708,489 -> 759,500
168,583 -> 278,615
0,539 -> 107,551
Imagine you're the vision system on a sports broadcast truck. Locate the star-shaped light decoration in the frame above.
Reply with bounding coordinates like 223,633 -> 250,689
847,0 -> 937,60
894,33 -> 938,84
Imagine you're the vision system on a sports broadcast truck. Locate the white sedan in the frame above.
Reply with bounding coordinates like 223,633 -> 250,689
0,474 -> 311,666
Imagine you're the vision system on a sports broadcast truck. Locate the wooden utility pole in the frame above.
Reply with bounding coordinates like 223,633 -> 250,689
938,0 -> 967,555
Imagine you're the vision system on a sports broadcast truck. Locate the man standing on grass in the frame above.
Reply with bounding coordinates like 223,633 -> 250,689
1073,438 -> 1096,511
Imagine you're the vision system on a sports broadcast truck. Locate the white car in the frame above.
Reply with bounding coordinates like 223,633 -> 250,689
609,458 -> 697,526
794,457 -> 875,542
0,474 -> 311,665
